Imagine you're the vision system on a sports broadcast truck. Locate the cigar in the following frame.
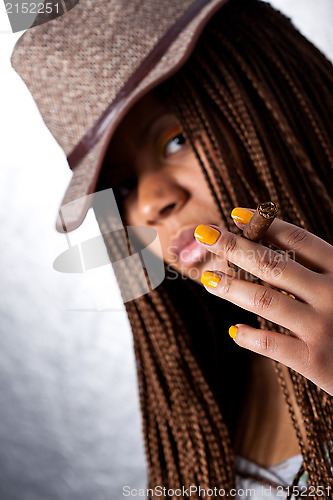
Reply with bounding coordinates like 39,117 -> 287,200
228,201 -> 278,271
242,201 -> 278,242
228,202 -> 295,298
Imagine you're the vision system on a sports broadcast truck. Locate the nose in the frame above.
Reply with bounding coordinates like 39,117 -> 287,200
137,171 -> 189,225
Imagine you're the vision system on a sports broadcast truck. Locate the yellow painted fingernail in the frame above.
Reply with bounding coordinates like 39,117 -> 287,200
229,325 -> 238,339
194,224 -> 221,245
201,271 -> 221,288
231,207 -> 254,224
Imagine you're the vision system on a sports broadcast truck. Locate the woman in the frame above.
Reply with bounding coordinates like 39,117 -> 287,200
11,0 -> 333,496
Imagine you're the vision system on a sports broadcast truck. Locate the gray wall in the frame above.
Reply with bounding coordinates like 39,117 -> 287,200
0,1 -> 332,499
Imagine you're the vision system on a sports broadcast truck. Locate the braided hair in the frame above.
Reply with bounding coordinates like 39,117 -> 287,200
96,0 -> 333,496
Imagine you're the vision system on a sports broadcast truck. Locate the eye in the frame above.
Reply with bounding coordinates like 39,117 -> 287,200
159,126 -> 187,158
114,176 -> 137,202
164,132 -> 186,157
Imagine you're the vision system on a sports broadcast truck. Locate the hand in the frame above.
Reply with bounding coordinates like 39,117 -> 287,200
194,213 -> 333,395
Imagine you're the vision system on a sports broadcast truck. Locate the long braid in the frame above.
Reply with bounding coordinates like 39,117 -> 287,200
96,0 -> 333,496
161,0 -> 333,492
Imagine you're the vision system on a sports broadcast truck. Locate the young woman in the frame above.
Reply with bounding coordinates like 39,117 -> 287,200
94,1 -> 333,495
11,0 -> 333,497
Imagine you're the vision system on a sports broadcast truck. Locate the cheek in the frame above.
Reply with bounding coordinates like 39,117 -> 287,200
121,196 -> 139,226
178,149 -> 216,200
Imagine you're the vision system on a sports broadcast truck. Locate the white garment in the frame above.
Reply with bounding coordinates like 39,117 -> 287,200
235,454 -> 307,499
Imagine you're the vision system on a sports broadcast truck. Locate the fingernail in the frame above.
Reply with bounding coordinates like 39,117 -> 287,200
229,325 -> 238,339
201,271 -> 221,288
231,207 -> 254,224
194,224 -> 221,245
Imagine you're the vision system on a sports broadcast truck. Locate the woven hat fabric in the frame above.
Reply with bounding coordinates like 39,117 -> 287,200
11,0 -> 228,232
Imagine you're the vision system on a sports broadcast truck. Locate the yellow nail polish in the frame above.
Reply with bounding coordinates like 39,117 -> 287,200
201,271 -> 221,288
231,207 -> 254,224
229,325 -> 238,339
194,224 -> 221,245
280,290 -> 296,299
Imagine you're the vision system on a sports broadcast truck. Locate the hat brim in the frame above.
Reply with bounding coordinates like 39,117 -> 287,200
56,0 -> 229,232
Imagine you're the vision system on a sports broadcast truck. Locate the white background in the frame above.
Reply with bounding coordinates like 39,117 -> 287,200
0,1 -> 332,499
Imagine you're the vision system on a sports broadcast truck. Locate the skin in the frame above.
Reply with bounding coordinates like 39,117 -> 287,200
105,93 -> 232,279
104,91 -> 333,464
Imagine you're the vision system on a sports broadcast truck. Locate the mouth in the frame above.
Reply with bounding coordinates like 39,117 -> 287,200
169,226 -> 210,268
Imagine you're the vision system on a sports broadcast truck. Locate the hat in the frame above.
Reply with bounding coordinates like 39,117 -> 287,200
11,0 -> 229,232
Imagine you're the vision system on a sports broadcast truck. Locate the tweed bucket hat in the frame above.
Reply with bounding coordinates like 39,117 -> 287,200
11,0 -> 230,232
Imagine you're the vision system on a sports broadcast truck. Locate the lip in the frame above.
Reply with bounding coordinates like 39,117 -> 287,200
169,226 -> 209,268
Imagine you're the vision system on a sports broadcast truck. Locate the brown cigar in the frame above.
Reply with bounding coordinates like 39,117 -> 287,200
242,201 -> 278,242
228,202 -> 295,298
228,201 -> 278,271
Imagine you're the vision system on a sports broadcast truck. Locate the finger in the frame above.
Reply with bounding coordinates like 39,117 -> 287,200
195,224 -> 317,303
229,324 -> 311,378
265,219 -> 333,273
231,208 -> 333,273
201,271 -> 313,340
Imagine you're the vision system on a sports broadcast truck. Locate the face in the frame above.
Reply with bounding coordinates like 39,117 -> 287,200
104,91 -> 235,284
